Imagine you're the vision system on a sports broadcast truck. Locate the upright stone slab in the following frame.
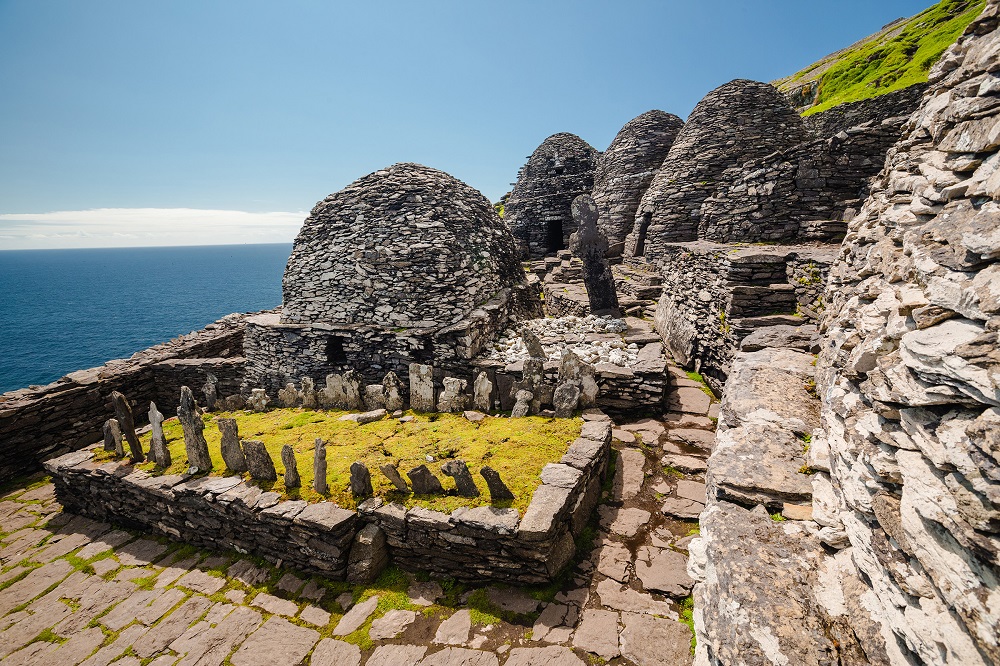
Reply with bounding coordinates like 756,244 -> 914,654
437,377 -> 468,413
442,460 -> 480,497
103,418 -> 123,457
553,382 -> 581,418
473,371 -> 494,412
521,328 -> 547,359
320,371 -> 363,410
382,371 -> 404,412
178,386 -> 212,471
350,462 -> 373,498
300,377 -> 318,409
408,363 -> 436,412
481,466 -> 516,502
111,391 -> 144,462
216,418 -> 247,473
282,445 -> 301,488
278,383 -> 299,408
148,401 -> 171,468
407,465 -> 444,495
511,390 -> 533,418
364,385 -> 386,411
313,438 -> 328,495
248,388 -> 270,412
202,373 -> 219,411
569,194 -> 620,314
346,524 -> 388,584
380,464 -> 410,492
243,440 -> 277,481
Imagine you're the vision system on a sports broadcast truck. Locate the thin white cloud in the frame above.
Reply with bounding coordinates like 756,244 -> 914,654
0,208 -> 306,250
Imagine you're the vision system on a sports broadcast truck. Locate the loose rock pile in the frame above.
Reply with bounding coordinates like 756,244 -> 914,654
484,316 -> 637,366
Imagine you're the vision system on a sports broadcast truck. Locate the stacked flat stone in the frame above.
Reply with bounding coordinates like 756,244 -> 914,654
505,133 -> 599,258
591,110 -> 684,252
281,162 -> 523,329
625,80 -> 808,261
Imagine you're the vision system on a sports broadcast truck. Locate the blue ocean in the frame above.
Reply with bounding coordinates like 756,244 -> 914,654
0,244 -> 291,394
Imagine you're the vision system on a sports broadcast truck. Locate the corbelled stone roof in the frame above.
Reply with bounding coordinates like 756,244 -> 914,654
281,163 -> 523,328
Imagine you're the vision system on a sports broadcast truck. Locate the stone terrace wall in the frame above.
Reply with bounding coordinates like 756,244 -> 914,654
591,110 -> 684,253
803,82 -> 928,138
505,133 -> 599,259
625,80 -> 808,262
816,4 -> 1000,662
0,313 -> 252,483
44,418 -> 612,585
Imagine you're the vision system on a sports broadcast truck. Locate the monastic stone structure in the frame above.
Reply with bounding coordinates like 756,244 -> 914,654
625,80 -> 808,260
591,110 -> 684,254
244,163 -> 541,395
505,133 -> 599,258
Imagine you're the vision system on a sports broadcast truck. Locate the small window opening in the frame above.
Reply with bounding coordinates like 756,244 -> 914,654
326,336 -> 347,364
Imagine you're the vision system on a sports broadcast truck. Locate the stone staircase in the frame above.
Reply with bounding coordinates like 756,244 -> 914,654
613,259 -> 663,319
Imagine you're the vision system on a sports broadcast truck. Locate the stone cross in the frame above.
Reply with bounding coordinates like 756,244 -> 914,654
148,401 -> 171,468
442,460 -> 480,497
350,461 -> 373,497
217,418 -> 247,473
111,391 -> 144,462
281,445 -> 300,488
569,194 -> 621,314
407,464 -> 444,495
202,373 -> 219,411
481,466 -> 516,502
313,438 -> 328,494
278,383 -> 299,408
243,440 -> 277,481
380,463 -> 409,492
408,363 -> 436,412
178,386 -> 212,472
382,371 -> 404,412
437,377 -> 468,413
103,418 -> 123,457
300,377 -> 318,409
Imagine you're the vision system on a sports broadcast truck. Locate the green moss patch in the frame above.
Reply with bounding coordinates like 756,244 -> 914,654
118,409 -> 581,515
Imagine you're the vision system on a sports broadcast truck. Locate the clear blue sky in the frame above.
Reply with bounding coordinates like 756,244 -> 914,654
0,0 -> 937,249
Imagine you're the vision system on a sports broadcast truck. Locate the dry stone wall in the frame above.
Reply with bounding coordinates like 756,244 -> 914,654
505,133 -> 599,258
817,5 -> 1000,662
802,82 -> 928,138
0,313 -> 251,482
591,110 -> 684,254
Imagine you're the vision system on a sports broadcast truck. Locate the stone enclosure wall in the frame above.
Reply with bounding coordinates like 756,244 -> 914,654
0,313 -> 252,483
45,418 -> 613,585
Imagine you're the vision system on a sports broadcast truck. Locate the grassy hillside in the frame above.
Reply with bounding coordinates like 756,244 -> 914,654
775,0 -> 986,116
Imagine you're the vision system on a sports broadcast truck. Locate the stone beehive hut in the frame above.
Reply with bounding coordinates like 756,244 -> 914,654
505,133 -> 599,259
625,80 -> 808,261
591,110 -> 684,253
244,163 -> 538,394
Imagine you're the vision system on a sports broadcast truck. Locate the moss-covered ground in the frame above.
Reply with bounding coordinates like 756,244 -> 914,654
116,409 -> 581,515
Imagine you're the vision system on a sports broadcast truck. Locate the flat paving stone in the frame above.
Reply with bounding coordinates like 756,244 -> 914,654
115,538 -> 168,566
176,569 -> 225,595
370,608 -> 417,639
367,644 -> 427,666
596,540 -> 631,583
228,559 -> 270,587
230,616 -> 319,666
102,586 -> 187,630
613,448 -> 646,501
170,606 -> 262,666
333,594 -> 378,636
91,559 -> 119,577
132,595 -> 214,658
486,587 -> 539,614
0,558 -> 73,616
634,547 -> 694,598
661,454 -> 708,474
419,647 -> 500,666
409,580 -> 444,606
595,579 -> 676,617
619,612 -> 693,666
612,428 -> 637,444
155,555 -> 199,588
666,428 -> 715,450
599,506 -> 652,538
675,480 -> 707,504
667,387 -> 713,415
434,608 -> 472,645
310,638 -> 362,666
531,603 -> 568,643
299,604 -> 331,627
503,646 -> 585,665
75,529 -> 133,560
79,622 -> 145,666
251,592 -> 299,617
661,497 -> 704,520
572,608 -> 620,659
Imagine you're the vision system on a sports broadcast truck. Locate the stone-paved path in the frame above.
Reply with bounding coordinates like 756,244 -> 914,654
0,368 -> 716,666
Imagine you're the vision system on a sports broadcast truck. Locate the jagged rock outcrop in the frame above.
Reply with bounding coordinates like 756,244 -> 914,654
505,133 -> 599,258
816,4 -> 1000,662
591,110 -> 684,253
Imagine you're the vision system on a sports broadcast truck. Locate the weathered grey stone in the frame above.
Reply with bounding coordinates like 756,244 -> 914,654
595,579 -> 676,617
480,465 -> 515,502
407,465 -> 444,495
710,425 -> 812,507
441,460 -> 480,497
552,381 -> 581,418
201,372 -> 219,411
217,417 -> 247,473
511,389 -> 533,418
103,417 -> 124,457
248,387 -> 270,412
619,613 -> 693,666
433,608 -> 472,645
660,497 -> 704,520
634,546 -> 694,597
178,385 -> 212,471
569,194 -> 620,314
437,377 -> 468,413
409,363 -> 436,412
281,445 -> 300,488
350,461 -> 373,497
347,523 -> 388,584
383,371 -> 404,412
572,609 -> 620,660
420,648 -> 499,666
599,506 -> 651,538
277,382 -> 299,408
613,448 -> 645,501
380,463 -> 409,492
318,371 -> 363,410
333,595 -> 378,636
310,639 -> 361,666
521,328 -> 547,359
313,438 -> 328,494
363,384 -> 386,411
230,616 -> 319,666
504,646 -> 586,666
473,371 -> 494,412
596,540 -> 631,582
111,390 -> 144,461
369,609 -> 417,640
339,408 -> 387,425
147,402 -> 171,468
463,410 -> 486,423
366,644 -> 427,666
243,440 -> 277,481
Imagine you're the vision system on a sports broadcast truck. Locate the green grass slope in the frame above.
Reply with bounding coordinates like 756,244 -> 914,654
775,0 -> 985,116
